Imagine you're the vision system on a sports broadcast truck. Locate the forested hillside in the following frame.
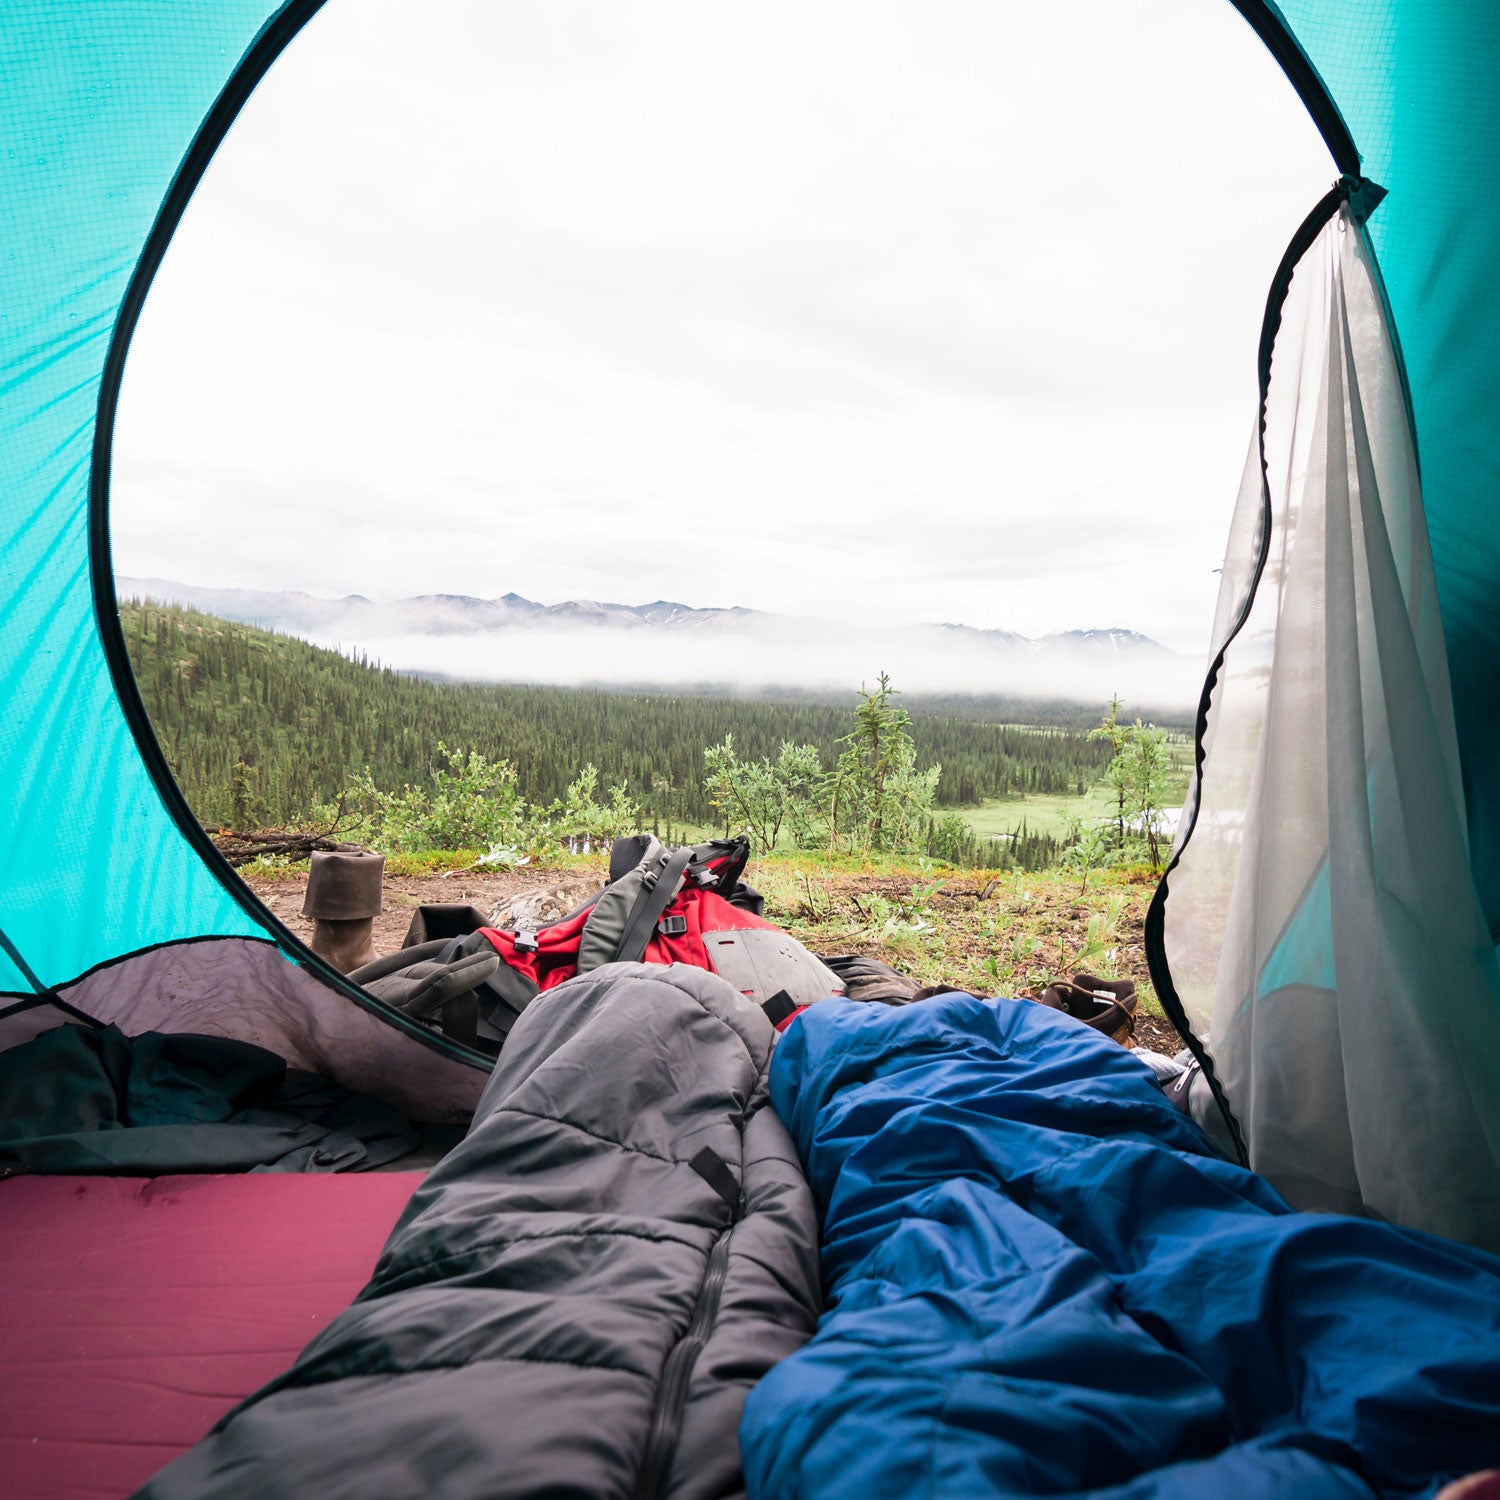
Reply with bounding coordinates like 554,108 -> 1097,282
121,601 -> 1113,834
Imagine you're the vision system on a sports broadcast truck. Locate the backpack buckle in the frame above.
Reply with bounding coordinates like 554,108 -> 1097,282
657,915 -> 688,937
513,928 -> 539,954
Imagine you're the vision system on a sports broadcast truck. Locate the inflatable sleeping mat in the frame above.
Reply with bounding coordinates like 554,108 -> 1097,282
0,1172 -> 423,1499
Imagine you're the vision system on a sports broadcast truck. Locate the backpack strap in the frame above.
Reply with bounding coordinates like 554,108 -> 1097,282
439,991 -> 479,1050
347,936 -> 502,1049
578,845 -> 696,974
613,846 -> 695,964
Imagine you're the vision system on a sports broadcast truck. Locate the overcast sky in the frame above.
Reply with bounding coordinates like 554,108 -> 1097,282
112,0 -> 1332,656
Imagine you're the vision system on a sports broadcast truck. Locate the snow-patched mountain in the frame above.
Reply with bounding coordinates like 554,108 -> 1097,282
117,578 -> 1196,706
936,622 -> 1175,659
118,580 -> 759,635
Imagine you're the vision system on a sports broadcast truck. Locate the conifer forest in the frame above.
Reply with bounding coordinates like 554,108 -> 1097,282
121,601 -> 1137,869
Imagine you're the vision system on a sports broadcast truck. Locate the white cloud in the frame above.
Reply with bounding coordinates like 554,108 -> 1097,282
111,0 -> 1332,660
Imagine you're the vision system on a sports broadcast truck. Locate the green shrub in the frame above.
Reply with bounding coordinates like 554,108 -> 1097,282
703,736 -> 823,853
344,743 -> 640,857
706,674 -> 943,859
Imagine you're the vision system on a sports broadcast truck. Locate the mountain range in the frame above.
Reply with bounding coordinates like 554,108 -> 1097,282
116,577 -> 1197,707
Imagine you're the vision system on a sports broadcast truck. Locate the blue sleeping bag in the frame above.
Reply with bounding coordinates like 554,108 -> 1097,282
742,995 -> 1500,1499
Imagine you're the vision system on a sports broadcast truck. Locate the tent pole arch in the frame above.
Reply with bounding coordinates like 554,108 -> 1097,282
1225,0 -> 1360,175
73,0 -> 1360,1062
76,0 -> 484,1069
0,0 -> 486,1108
8,0 -> 1495,1210
88,0 -> 331,978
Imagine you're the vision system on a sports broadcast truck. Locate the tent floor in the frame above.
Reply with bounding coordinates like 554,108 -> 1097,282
0,1171 -> 423,1499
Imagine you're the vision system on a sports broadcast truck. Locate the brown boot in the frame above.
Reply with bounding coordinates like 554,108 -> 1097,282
818,954 -> 919,1004
1032,977 -> 1138,1045
302,849 -> 385,973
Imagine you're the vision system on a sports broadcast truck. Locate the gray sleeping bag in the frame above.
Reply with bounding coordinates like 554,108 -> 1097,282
137,961 -> 822,1500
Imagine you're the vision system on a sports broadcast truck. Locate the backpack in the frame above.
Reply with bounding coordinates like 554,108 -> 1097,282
352,835 -> 844,1054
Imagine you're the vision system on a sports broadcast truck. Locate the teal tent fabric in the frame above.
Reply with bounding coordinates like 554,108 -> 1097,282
0,3 -> 296,995
0,0 -> 1495,1226
1265,2 -> 1500,931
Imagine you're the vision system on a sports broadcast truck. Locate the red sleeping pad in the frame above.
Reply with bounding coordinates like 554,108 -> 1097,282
0,1172 -> 422,1500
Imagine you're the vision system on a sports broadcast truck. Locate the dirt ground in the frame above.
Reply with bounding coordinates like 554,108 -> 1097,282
246,860 -> 1184,1057
252,868 -> 566,955
753,867 -> 1184,1055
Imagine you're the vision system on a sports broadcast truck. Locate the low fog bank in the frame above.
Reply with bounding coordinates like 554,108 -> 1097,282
301,624 -> 1200,710
118,578 -> 1202,711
